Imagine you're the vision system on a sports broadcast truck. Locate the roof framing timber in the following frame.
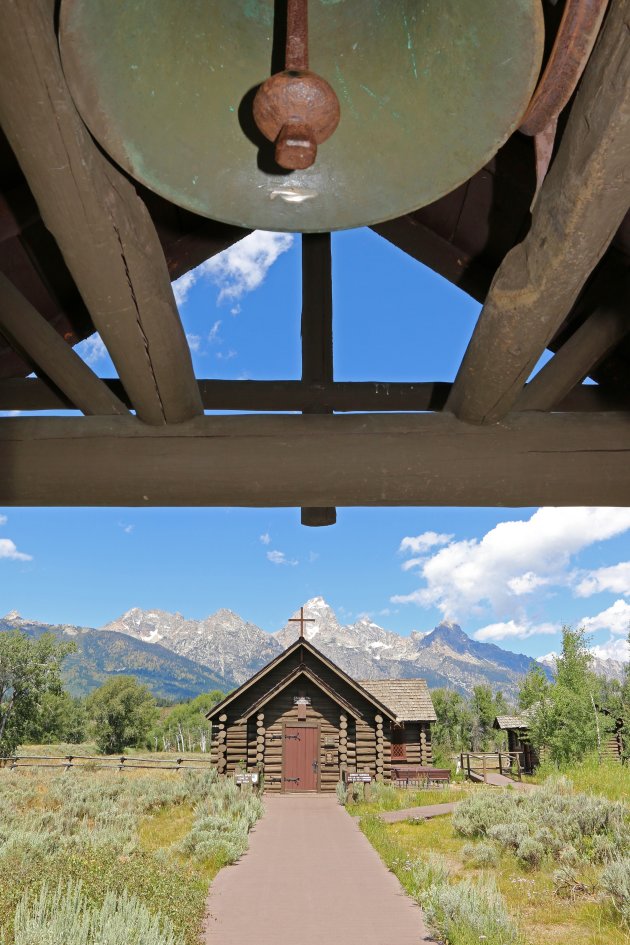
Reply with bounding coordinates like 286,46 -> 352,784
447,0 -> 630,425
517,269 -> 630,411
1,379 -> 627,414
0,0 -> 202,425
0,274 -> 128,417
2,412 -> 630,507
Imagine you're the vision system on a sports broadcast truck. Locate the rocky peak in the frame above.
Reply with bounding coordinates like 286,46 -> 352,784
2,609 -> 24,624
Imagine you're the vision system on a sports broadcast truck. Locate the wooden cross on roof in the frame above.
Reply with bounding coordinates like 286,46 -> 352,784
289,606 -> 315,639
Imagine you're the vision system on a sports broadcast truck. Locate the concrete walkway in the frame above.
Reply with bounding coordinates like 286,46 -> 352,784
203,794 -> 436,945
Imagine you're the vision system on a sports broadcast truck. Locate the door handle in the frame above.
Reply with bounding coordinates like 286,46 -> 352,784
312,760 -> 318,772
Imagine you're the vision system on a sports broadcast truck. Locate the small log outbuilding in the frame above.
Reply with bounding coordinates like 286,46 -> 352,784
207,638 -> 436,792
494,715 -> 538,773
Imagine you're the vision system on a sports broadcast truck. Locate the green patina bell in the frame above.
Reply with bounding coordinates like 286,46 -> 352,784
59,0 -> 544,233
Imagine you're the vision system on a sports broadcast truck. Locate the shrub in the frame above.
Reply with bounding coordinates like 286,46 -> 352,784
516,837 -> 545,870
423,876 -> 522,945
335,781 -> 347,806
10,880 -> 176,945
601,857 -> 630,927
462,841 -> 500,868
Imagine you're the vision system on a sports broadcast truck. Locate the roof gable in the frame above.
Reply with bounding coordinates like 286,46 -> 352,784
494,715 -> 530,730
207,638 -> 396,721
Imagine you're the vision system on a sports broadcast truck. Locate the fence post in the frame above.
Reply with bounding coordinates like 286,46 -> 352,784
482,755 -> 487,783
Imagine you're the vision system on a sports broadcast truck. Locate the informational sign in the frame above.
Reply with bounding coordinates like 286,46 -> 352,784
346,773 -> 372,783
235,772 -> 259,785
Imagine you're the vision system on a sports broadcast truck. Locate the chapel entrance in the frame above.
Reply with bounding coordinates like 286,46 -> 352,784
283,726 -> 319,791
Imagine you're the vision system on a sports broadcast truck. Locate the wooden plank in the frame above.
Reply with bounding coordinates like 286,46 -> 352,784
0,274 -> 128,417
517,271 -> 630,410
447,0 -> 630,424
301,233 -> 336,527
1,412 -> 630,506
1,378 -> 626,414
0,0 -> 202,424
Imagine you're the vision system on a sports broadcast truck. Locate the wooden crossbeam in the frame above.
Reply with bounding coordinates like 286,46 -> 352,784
447,0 -> 630,424
0,0 -> 202,425
1,413 -> 630,507
301,233 -> 336,527
0,274 -> 128,417
1,379 -> 627,414
517,270 -> 630,411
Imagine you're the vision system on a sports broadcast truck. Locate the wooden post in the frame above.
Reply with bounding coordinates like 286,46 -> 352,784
301,233 -> 336,526
0,0 -> 203,425
447,0 -> 630,424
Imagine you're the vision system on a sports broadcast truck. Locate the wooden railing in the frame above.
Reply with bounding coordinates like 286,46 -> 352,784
0,754 -> 214,772
460,751 -> 523,782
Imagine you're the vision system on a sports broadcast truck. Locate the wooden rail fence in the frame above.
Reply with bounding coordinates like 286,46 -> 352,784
460,751 -> 523,782
0,754 -> 215,772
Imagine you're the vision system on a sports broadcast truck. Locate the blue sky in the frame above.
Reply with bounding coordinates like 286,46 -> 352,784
1,229 -> 629,664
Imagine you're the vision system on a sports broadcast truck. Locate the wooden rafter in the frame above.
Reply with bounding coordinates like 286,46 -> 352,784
447,0 -> 630,424
0,0 -> 202,425
301,233 -> 336,527
1,379 -> 628,415
0,274 -> 128,417
2,412 -> 630,507
517,270 -> 630,411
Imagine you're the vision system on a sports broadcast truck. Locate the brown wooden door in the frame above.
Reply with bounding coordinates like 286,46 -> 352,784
284,726 -> 318,791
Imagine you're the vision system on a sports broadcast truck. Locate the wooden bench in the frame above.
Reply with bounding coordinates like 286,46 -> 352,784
391,766 -> 451,788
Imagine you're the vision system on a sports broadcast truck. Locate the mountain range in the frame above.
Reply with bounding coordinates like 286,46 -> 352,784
2,597 -> 624,702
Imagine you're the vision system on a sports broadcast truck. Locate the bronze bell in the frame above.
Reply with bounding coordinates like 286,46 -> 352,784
59,0 -> 544,233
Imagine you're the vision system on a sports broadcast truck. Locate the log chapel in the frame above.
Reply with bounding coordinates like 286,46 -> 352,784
207,636 -> 436,793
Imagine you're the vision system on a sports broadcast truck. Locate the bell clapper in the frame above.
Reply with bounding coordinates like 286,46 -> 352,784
252,0 -> 340,171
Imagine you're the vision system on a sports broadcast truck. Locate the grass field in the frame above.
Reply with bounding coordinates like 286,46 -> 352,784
355,763 -> 629,945
0,747 -> 263,944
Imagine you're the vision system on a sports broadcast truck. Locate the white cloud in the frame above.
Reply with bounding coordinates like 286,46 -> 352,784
172,232 -> 294,308
267,550 -> 298,566
118,523 -> 134,534
75,333 -> 108,366
507,572 -> 551,596
172,271 -> 197,307
581,599 -> 630,636
208,320 -> 222,343
0,538 -> 32,562
0,515 -> 6,526
216,349 -> 237,361
259,533 -> 271,545
575,562 -> 630,598
0,411 -> 21,417
393,508 -> 630,621
473,620 -> 559,643
590,638 -> 630,662
399,532 -> 454,555
186,333 -> 201,352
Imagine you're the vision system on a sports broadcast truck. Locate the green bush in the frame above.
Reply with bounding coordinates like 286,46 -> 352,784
423,876 -> 523,945
601,857 -> 630,927
516,837 -> 545,870
462,841 -> 500,868
9,881 -> 176,945
335,781 -> 347,805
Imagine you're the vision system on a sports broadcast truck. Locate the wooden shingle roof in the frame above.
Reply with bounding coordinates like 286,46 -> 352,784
357,679 -> 437,723
494,715 -> 530,731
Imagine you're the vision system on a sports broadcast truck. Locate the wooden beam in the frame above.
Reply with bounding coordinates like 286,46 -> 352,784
517,271 -> 630,410
1,378 -> 627,414
0,0 -> 202,425
301,233 -> 336,527
447,0 -> 630,424
0,274 -> 128,417
1,413 -> 630,507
